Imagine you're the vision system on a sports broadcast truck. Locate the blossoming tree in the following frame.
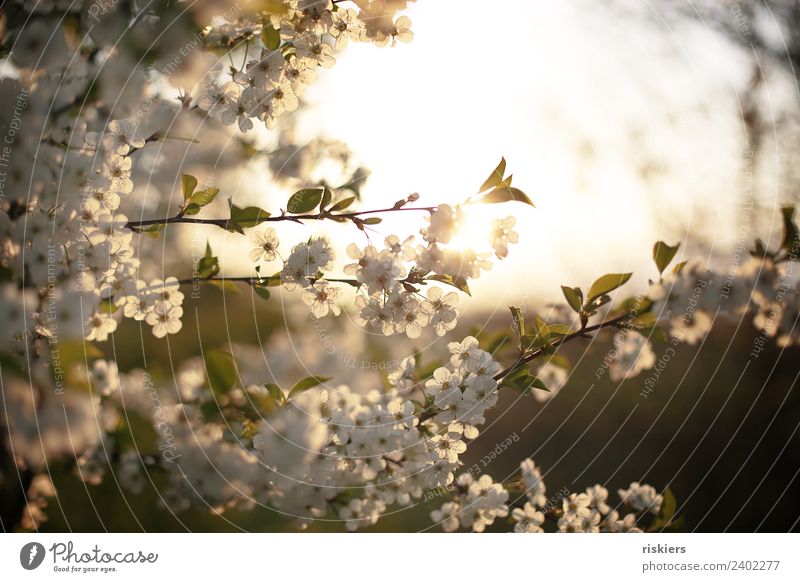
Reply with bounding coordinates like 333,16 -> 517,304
0,0 -> 797,533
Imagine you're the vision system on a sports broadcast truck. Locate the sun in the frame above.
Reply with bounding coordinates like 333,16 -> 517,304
447,203 -> 513,255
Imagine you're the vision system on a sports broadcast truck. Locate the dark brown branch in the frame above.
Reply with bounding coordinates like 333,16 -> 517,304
125,205 -> 436,232
492,312 -> 633,382
416,312 -> 634,424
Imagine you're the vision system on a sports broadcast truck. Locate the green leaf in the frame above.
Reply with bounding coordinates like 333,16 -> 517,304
509,306 -> 525,337
258,273 -> 283,287
586,273 -> 632,304
651,487 -> 677,530
287,188 -> 324,214
520,333 -> 549,350
630,312 -> 658,328
183,204 -> 202,216
502,373 -> 547,395
189,188 -> 219,206
479,186 -> 534,207
320,187 -> 333,211
141,223 -> 166,238
229,203 -> 271,232
546,323 -> 573,336
181,174 -> 198,200
543,353 -> 572,370
531,377 -> 550,392
626,312 -> 668,342
196,242 -> 219,278
588,295 -> 612,313
479,157 -> 507,192
183,187 -> 220,215
329,196 -> 357,212
205,350 -> 237,395
262,25 -> 281,50
561,286 -> 583,313
618,295 -> 652,317
672,260 -> 688,274
264,383 -> 285,404
253,284 -> 271,300
426,274 -> 471,296
288,375 -> 332,398
209,280 -> 240,294
361,217 -> 382,225
98,297 -> 119,314
653,241 -> 680,275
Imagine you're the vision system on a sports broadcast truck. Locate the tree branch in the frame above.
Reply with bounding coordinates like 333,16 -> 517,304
125,204 -> 436,232
416,312 -> 634,424
492,312 -> 633,382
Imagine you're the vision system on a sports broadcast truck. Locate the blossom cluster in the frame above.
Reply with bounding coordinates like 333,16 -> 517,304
196,0 -> 414,131
571,255 -> 800,388
21,333 -> 664,533
431,456 -> 662,533
0,0 -> 419,345
247,205 -> 520,338
159,336 -> 506,529
1,0 -> 797,537
0,112 -> 191,344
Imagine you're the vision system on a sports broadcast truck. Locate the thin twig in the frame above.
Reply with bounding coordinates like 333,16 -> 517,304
125,205 -> 436,231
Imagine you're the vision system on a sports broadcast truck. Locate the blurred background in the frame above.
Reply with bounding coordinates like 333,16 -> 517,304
7,0 -> 800,532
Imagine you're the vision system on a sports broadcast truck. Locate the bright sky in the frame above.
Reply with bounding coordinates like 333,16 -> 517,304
290,0 -> 757,309
222,1 -> 760,312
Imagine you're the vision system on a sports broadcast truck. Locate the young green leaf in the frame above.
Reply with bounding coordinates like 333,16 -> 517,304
479,157 -> 507,192
672,260 -> 688,274
320,187 -> 333,211
479,186 -> 534,207
140,223 -> 166,238
209,280 -> 240,294
229,203 -> 271,232
205,349 -> 237,395
543,353 -> 572,370
197,255 -> 219,279
502,373 -> 548,395
520,333 -> 549,350
287,188 -> 324,214
651,487 -> 677,530
195,241 -> 219,278
653,241 -> 680,275
426,274 -> 471,296
630,312 -> 658,328
329,195 -> 357,212
183,187 -> 220,215
253,284 -> 271,300
586,273 -> 632,304
561,286 -> 583,313
264,383 -> 285,404
625,311 -> 666,341
288,375 -> 332,398
546,323 -> 572,336
262,25 -> 281,50
181,174 -> 198,200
